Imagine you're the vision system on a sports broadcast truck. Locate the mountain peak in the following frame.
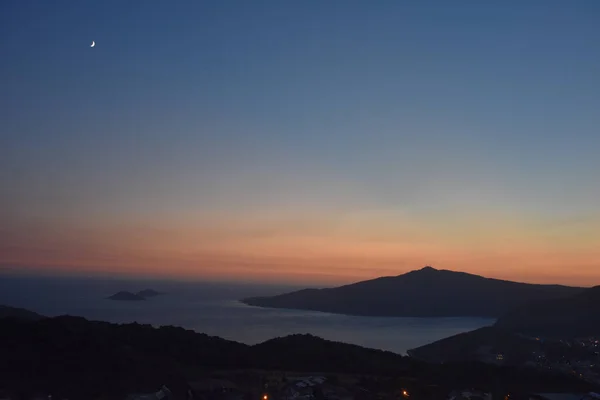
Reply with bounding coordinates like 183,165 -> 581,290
241,266 -> 584,318
407,266 -> 439,276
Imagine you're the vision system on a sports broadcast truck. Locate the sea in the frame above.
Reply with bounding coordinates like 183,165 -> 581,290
0,274 -> 494,355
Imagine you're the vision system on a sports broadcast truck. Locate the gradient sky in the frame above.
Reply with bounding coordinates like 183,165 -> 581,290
1,0 -> 599,286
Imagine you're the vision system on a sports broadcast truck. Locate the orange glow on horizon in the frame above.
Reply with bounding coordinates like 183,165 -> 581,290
2,209 -> 599,287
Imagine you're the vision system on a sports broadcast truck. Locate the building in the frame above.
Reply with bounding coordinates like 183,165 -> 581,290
280,377 -> 328,400
286,377 -> 327,387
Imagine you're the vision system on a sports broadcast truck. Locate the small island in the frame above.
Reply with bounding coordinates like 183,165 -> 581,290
107,291 -> 146,301
107,289 -> 165,301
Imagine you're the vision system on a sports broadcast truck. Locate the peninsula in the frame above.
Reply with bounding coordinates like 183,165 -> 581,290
241,266 -> 583,318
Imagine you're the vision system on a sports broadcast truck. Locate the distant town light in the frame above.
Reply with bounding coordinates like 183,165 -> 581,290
402,389 -> 409,397
263,395 -> 268,400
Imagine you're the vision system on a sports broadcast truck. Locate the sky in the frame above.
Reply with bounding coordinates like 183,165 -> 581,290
1,0 -> 599,286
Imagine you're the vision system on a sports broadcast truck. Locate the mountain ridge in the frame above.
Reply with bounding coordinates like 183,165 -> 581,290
241,266 -> 584,318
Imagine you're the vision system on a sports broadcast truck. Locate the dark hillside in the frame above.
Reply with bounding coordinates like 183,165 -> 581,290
495,285 -> 600,337
243,267 -> 582,317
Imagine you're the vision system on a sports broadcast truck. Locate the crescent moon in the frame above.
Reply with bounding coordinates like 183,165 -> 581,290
91,41 -> 95,48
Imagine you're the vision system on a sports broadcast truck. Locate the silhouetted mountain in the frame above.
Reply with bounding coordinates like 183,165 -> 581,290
107,291 -> 146,301
0,304 -> 45,321
495,285 -> 600,338
137,288 -> 164,298
241,266 -> 583,317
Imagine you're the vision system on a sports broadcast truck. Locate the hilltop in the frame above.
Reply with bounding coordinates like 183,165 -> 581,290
242,267 -> 583,318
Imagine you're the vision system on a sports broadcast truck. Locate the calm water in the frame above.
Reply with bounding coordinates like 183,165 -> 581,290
0,275 -> 494,355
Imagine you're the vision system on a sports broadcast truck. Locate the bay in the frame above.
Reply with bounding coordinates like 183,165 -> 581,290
0,274 -> 494,355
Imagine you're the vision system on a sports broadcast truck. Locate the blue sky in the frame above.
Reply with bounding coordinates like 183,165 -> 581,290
1,1 -> 599,284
